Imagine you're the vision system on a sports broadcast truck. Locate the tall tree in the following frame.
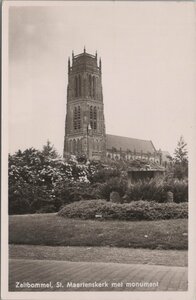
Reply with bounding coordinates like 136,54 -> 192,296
174,136 -> 188,164
173,136 -> 188,179
42,140 -> 60,159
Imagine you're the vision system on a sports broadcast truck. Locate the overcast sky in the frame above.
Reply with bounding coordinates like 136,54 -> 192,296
7,1 -> 196,156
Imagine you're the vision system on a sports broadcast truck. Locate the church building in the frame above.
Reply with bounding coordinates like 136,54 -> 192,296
63,49 -> 163,164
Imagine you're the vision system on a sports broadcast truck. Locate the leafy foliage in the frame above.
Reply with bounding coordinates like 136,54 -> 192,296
9,142 -> 91,214
174,136 -> 188,164
59,199 -> 188,221
125,178 -> 188,203
95,177 -> 127,200
9,141 -> 188,215
171,136 -> 188,179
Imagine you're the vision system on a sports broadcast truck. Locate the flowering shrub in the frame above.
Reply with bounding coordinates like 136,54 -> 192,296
8,144 -> 91,214
8,142 -> 188,215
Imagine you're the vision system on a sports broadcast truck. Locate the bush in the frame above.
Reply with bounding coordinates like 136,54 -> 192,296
125,178 -> 165,202
54,181 -> 99,207
8,146 -> 91,215
58,199 -> 188,221
125,178 -> 188,203
165,178 -> 188,203
95,177 -> 127,200
88,166 -> 121,184
9,145 -> 188,215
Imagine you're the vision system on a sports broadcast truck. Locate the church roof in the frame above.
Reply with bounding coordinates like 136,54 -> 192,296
106,134 -> 156,154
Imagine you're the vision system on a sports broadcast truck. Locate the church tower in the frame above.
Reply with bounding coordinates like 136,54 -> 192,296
63,48 -> 106,160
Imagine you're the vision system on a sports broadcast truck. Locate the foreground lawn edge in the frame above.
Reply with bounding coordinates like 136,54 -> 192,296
9,244 -> 188,267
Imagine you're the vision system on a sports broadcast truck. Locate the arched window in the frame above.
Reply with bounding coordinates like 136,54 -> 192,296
90,106 -> 93,119
94,107 -> 97,130
75,77 -> 78,97
73,107 -> 77,130
73,106 -> 81,131
95,77 -> 98,98
64,140 -> 67,152
78,139 -> 81,153
78,106 -> 81,129
66,140 -> 69,152
89,106 -> 93,129
94,107 -> 97,119
78,75 -> 81,97
74,106 -> 77,118
76,139 -> 79,153
73,139 -> 76,154
89,75 -> 92,97
83,78 -> 86,97
89,106 -> 97,130
93,76 -> 96,98
70,140 -> 73,153
78,106 -> 81,118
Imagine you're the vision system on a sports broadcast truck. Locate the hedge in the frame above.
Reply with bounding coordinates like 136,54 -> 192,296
58,199 -> 188,221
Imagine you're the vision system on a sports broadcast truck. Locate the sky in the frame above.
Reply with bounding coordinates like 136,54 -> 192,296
7,1 -> 196,156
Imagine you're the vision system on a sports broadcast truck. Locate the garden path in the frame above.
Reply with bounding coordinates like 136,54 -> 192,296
9,258 -> 187,291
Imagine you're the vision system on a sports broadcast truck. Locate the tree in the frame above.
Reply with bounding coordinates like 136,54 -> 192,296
8,142 -> 91,214
173,136 -> 188,179
42,140 -> 60,160
8,143 -> 61,214
174,136 -> 188,164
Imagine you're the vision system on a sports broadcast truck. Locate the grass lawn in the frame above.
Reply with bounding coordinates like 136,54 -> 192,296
9,244 -> 188,267
9,213 -> 188,250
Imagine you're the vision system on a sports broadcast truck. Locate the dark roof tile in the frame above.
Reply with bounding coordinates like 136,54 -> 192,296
106,134 -> 156,153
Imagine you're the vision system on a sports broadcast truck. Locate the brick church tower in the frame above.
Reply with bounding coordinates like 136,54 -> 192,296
63,48 -> 106,160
